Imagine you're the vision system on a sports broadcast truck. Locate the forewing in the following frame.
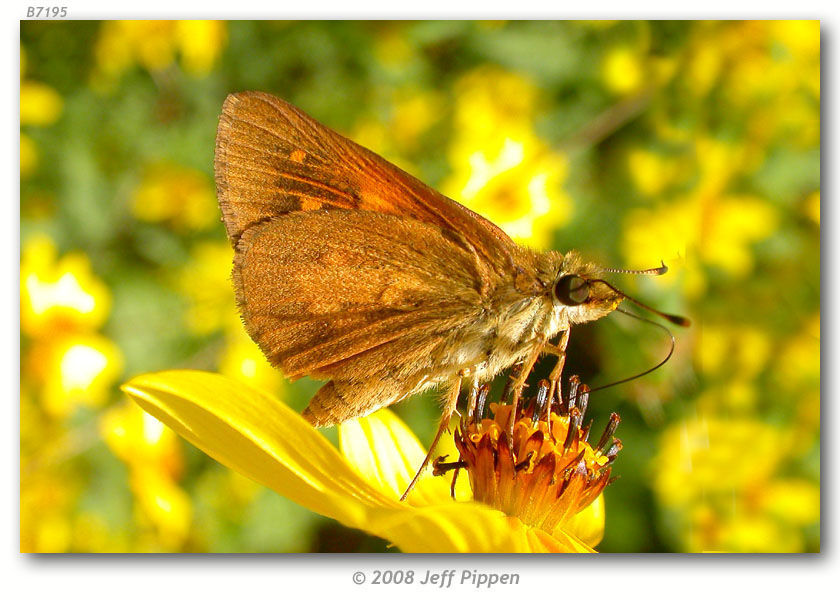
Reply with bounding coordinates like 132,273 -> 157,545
215,91 -> 516,274
233,210 -> 484,381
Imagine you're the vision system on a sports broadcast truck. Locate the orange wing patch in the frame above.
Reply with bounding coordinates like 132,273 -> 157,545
214,91 -> 520,279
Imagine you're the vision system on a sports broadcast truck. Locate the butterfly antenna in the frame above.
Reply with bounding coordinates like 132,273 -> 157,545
603,260 -> 669,276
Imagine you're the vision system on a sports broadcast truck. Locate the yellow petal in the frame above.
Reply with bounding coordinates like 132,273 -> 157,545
123,370 -> 593,552
339,409 -> 453,506
564,494 -> 605,547
122,370 -> 396,529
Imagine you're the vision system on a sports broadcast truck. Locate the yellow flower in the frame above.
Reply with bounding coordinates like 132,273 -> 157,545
20,133 -> 37,177
100,401 -> 183,476
626,148 -> 692,197
101,401 -> 191,549
758,479 -> 820,527
218,322 -> 286,394
697,324 -> 771,380
448,385 -> 616,545
452,66 -> 538,134
176,241 -> 235,335
685,42 -> 724,98
20,81 -> 63,126
21,235 -> 112,337
92,20 -> 227,89
773,314 -> 820,447
174,20 -> 227,76
446,133 -> 571,248
654,416 -> 818,552
602,46 -> 645,95
444,68 -> 571,249
122,370 -> 605,552
390,89 -> 444,151
805,190 -> 820,225
20,470 -> 77,552
132,163 -> 216,231
374,25 -> 416,69
29,333 -> 124,418
622,192 -> 778,297
700,195 -> 778,277
130,466 -> 193,549
656,417 -> 791,506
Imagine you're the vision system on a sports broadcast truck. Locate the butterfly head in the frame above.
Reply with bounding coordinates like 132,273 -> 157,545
547,251 -> 624,325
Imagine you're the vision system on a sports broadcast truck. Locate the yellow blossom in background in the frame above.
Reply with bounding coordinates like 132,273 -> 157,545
92,20 -> 227,89
101,401 -> 183,476
444,67 -> 572,249
700,195 -> 778,277
20,234 -> 122,415
694,324 -> 773,412
656,417 -> 791,505
685,42 -> 723,98
805,190 -> 820,225
35,334 -> 124,418
622,192 -> 778,297
132,163 -> 216,231
450,66 -> 537,144
697,324 -> 771,381
176,241 -> 235,335
20,133 -> 37,177
374,25 -> 416,69
218,323 -> 286,395
390,89 -> 444,151
174,20 -> 228,75
653,416 -> 817,552
776,314 -> 820,387
24,333 -> 123,418
677,22 -> 819,148
101,401 -> 191,549
758,479 -> 821,528
774,314 -> 820,449
20,81 -> 63,126
449,134 -> 570,247
626,149 -> 683,197
21,235 -> 112,337
20,471 -> 77,552
130,466 -> 193,549
602,46 -> 644,96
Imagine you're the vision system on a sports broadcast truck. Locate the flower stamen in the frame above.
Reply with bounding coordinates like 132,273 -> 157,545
441,375 -> 621,537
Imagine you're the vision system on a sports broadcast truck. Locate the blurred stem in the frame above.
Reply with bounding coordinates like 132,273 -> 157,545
560,90 -> 653,153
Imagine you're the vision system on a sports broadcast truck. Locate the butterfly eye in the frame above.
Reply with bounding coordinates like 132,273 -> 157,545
554,275 -> 590,306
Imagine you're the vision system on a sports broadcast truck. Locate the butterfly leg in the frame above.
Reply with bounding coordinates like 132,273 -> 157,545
400,376 -> 463,501
546,329 -> 570,404
544,329 -> 570,437
507,339 -> 546,446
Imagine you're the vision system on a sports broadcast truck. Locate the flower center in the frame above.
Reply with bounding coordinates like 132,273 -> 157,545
436,377 -> 621,536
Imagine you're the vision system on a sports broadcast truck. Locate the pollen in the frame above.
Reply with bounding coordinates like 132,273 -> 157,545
437,377 -> 621,536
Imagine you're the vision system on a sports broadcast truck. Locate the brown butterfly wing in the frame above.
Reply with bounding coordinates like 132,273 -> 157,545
214,91 -> 517,274
233,209 -> 484,380
214,91 -> 527,425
